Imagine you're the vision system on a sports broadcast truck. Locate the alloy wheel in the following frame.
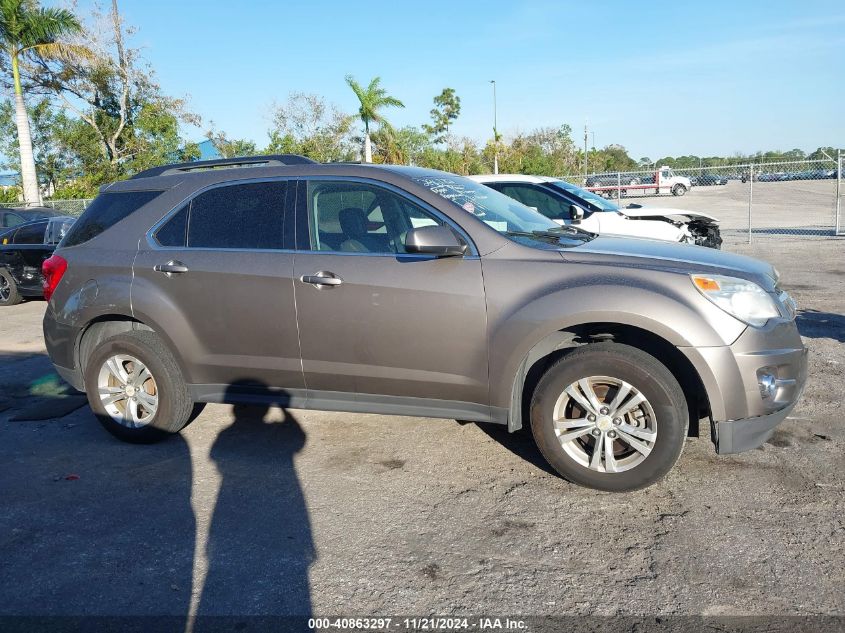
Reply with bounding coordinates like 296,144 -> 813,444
97,354 -> 159,428
552,375 -> 657,473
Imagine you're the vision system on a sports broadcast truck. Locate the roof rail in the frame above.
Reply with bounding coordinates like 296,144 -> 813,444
129,154 -> 318,180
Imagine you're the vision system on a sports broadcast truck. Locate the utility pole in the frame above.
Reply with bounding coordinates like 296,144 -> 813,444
490,80 -> 498,175
583,121 -> 588,181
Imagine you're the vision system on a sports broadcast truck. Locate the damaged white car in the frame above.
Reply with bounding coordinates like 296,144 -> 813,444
470,174 -> 722,249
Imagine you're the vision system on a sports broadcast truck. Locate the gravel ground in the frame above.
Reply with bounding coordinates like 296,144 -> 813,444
619,178 -> 840,237
0,238 -> 843,629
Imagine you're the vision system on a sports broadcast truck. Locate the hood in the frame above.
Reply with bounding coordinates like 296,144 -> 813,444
621,206 -> 720,222
562,234 -> 776,288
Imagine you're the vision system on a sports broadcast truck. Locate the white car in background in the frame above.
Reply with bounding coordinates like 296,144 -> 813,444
469,174 -> 722,248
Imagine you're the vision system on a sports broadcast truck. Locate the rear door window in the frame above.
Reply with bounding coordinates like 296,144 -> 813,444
62,190 -> 163,247
13,221 -> 47,244
186,181 -> 286,250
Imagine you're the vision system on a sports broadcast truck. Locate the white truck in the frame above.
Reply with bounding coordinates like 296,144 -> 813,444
584,166 -> 692,198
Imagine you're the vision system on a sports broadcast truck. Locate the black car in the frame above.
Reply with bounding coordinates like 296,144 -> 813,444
0,206 -> 63,230
0,215 -> 75,306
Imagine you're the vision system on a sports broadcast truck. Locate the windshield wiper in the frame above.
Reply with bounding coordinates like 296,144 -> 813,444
503,227 -> 596,245
532,226 -> 596,240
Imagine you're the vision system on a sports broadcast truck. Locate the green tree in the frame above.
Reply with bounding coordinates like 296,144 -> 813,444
266,92 -> 355,162
344,74 -> 404,163
423,87 -> 460,144
0,96 -> 73,193
808,147 -> 837,161
370,123 -> 430,165
22,0 -> 199,193
0,0 -> 87,204
205,122 -> 257,159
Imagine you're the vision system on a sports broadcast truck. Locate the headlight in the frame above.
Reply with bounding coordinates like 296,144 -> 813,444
691,274 -> 780,327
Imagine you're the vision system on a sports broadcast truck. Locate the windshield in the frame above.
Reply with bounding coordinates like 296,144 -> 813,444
547,180 -> 619,212
411,173 -> 595,248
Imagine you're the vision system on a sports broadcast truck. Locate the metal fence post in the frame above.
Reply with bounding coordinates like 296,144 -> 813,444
836,150 -> 842,236
748,164 -> 754,244
617,171 -> 622,202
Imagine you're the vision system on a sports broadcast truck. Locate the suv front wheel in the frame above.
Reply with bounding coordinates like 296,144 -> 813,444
530,343 -> 688,491
84,330 -> 196,443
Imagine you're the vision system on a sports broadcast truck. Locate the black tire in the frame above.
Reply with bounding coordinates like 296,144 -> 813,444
0,268 -> 22,306
530,342 -> 688,492
672,184 -> 687,196
84,330 -> 194,443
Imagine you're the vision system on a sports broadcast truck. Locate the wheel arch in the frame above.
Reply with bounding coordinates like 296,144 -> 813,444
508,322 -> 711,437
75,316 -> 154,378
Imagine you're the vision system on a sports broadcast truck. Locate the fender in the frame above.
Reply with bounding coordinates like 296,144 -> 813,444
480,261 -> 745,431
501,312 -> 698,433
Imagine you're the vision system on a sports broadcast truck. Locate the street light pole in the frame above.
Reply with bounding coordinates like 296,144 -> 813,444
583,121 -> 588,180
490,80 -> 498,175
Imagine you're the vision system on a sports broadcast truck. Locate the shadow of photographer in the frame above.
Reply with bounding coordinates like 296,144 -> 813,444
193,382 -> 314,623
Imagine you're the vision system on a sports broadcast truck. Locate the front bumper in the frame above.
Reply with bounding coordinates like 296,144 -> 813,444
681,318 -> 808,454
714,397 -> 799,454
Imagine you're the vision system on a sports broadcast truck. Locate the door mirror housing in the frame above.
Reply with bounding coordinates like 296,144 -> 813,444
569,204 -> 585,222
404,225 -> 467,257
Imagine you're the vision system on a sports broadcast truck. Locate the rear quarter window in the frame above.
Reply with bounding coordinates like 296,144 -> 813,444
12,221 -> 47,244
61,190 -> 163,248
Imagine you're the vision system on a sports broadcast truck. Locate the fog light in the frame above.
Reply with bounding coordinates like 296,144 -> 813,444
757,371 -> 777,400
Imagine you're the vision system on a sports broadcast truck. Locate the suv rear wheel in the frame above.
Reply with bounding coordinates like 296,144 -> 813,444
84,330 -> 195,443
530,343 -> 688,491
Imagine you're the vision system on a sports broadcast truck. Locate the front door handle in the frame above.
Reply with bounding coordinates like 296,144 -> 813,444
154,260 -> 189,276
300,271 -> 343,288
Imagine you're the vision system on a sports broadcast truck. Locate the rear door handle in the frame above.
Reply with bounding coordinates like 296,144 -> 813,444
300,271 -> 343,288
154,260 -> 189,276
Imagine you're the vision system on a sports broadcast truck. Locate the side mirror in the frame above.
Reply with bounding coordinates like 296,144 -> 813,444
569,204 -> 584,222
404,225 -> 467,257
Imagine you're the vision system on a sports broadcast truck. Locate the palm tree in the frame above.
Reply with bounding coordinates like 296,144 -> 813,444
0,0 -> 85,205
344,75 -> 404,163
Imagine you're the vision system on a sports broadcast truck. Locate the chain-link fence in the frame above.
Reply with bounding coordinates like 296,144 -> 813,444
563,158 -> 843,242
0,199 -> 93,217
3,159 -> 844,241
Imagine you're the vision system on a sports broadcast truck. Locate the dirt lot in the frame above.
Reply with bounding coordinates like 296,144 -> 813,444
1,238 -> 843,627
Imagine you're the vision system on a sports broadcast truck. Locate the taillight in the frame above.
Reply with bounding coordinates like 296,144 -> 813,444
42,254 -> 68,301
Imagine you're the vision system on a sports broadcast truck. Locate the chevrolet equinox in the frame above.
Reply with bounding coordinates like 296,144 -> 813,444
42,155 -> 807,491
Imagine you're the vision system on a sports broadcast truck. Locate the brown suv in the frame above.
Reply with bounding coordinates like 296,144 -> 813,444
42,155 -> 807,491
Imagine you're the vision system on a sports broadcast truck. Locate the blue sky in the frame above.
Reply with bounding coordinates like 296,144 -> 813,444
85,1 -> 845,158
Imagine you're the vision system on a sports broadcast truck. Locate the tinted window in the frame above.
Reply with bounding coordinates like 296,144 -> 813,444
13,221 -> 47,244
62,191 -> 163,247
2,211 -> 25,228
155,205 -> 188,247
306,181 -> 443,254
187,181 -> 286,249
495,184 -> 571,220
546,180 -> 619,212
